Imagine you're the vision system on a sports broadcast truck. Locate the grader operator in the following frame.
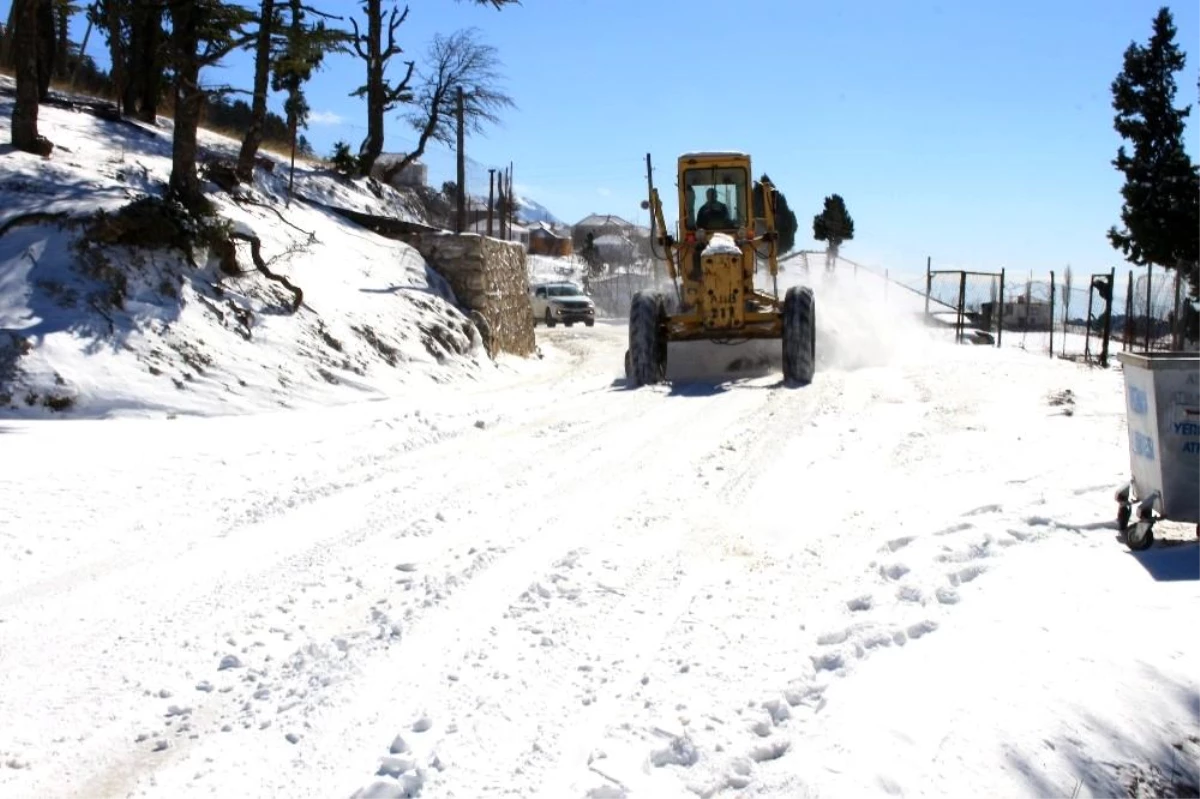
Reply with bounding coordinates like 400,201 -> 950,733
625,151 -> 816,387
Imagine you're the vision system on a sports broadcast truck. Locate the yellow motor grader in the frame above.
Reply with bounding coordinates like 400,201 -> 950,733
624,150 -> 816,387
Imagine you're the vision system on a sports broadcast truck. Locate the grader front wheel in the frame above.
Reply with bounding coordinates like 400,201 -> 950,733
628,291 -> 667,387
782,285 -> 816,385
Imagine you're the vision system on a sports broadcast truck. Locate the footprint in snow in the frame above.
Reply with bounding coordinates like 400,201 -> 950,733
948,564 -> 986,586
649,734 -> 699,768
846,594 -> 873,612
935,539 -> 995,564
934,522 -> 974,537
748,739 -> 790,763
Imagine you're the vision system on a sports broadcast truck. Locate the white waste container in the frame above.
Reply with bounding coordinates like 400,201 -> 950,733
1114,351 -> 1200,550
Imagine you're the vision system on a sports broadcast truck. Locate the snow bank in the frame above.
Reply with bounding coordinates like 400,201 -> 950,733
0,78 -> 506,419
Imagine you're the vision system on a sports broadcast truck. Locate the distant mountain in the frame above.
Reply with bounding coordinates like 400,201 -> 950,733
514,195 -> 564,226
462,191 -> 565,227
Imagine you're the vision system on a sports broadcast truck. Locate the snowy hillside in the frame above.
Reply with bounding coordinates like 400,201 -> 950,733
514,193 -> 565,226
0,78 -> 511,419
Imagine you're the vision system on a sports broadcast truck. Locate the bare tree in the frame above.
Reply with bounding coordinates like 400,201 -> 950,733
379,27 -> 513,185
349,0 -> 415,177
10,0 -> 52,155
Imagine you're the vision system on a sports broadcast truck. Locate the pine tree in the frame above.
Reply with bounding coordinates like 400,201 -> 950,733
1108,6 -> 1199,295
268,1 -> 349,191
812,194 -> 855,271
752,175 -> 798,254
166,0 -> 255,211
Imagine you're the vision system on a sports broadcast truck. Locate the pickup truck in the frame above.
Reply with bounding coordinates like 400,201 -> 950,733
530,281 -> 596,327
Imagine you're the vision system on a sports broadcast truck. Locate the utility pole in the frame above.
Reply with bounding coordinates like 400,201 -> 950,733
498,166 -> 507,240
508,161 -> 515,241
455,85 -> 466,234
487,168 -> 496,237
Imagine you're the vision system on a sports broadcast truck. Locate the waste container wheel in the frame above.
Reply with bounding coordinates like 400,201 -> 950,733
1126,520 -> 1155,552
1116,503 -> 1132,532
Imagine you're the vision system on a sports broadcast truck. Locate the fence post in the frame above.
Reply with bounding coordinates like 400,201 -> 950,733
1172,267 -> 1183,351
1144,264 -> 1152,352
996,268 -> 1005,348
1100,266 -> 1116,367
1123,270 -> 1134,351
956,270 -> 967,344
1049,270 -> 1056,358
924,256 -> 932,321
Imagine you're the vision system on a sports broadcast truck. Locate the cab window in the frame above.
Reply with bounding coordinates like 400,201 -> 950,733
683,166 -> 748,230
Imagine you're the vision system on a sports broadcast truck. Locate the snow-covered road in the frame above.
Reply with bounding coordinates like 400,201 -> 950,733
2,316 -> 1196,799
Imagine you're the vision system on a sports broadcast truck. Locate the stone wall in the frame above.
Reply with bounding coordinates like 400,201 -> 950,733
411,232 -> 536,358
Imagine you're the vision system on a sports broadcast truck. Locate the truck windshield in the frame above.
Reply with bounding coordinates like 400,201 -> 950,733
546,284 -> 583,297
683,166 -> 748,230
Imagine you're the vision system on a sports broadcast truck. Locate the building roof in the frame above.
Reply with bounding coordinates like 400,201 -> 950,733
468,219 -> 528,235
528,221 -> 568,237
575,213 -> 635,229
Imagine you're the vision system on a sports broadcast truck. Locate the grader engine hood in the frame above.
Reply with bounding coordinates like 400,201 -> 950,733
697,233 -> 746,329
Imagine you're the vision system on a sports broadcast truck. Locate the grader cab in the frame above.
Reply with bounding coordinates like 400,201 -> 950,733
625,151 -> 816,387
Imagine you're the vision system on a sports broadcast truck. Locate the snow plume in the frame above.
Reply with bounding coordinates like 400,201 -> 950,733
764,261 -> 944,372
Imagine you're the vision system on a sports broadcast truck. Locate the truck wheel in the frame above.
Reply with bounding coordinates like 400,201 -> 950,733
545,309 -> 556,328
628,290 -> 667,387
782,285 -> 816,385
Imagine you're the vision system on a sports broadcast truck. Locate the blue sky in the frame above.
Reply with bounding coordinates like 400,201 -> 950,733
34,0 -> 1200,286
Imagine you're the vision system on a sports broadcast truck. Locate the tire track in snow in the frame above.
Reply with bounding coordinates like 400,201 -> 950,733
331,386 -> 784,799
84,375 -> 769,799
555,363 -> 960,797
501,372 -> 856,798
3,362 -> 683,799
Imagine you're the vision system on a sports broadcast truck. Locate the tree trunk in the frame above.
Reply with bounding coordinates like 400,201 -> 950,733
236,0 -> 275,182
35,0 -> 55,100
122,12 -> 143,116
134,1 -> 163,123
53,0 -> 68,78
356,0 -> 384,177
168,1 -> 205,211
11,0 -> 50,155
103,0 -> 126,114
